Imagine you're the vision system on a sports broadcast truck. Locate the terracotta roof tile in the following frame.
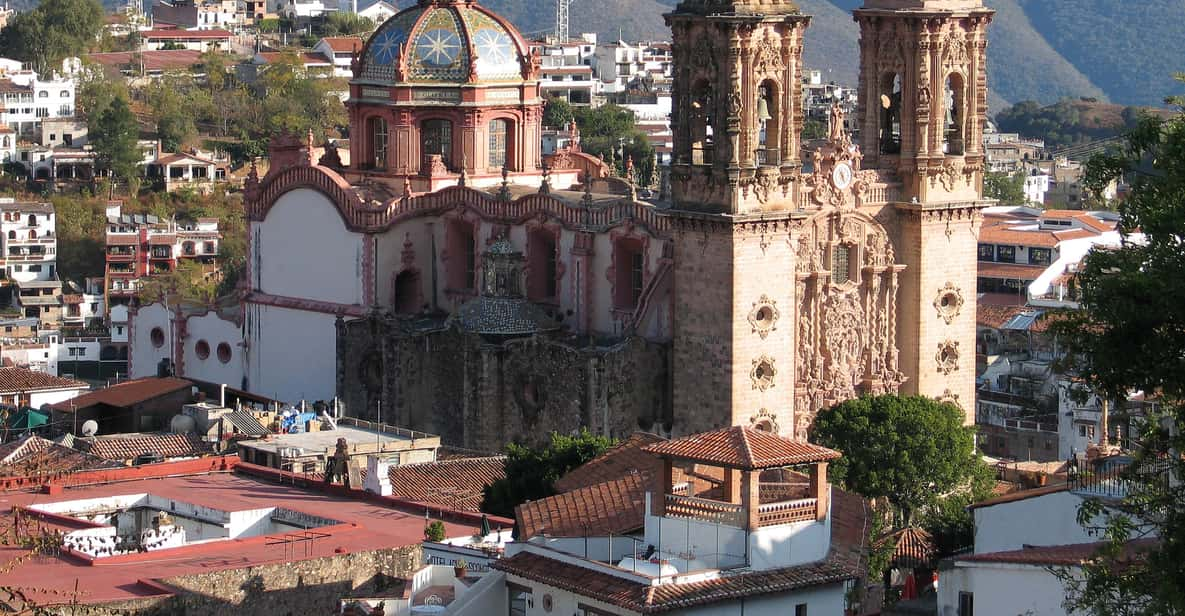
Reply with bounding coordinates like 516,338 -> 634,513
977,262 -> 1047,281
517,471 -> 649,537
320,36 -> 363,53
0,435 -> 122,477
967,483 -> 1069,509
958,539 -> 1157,566
555,432 -> 665,493
0,367 -> 88,394
385,456 -> 505,512
977,304 -> 1026,329
494,548 -> 857,613
978,227 -> 1062,248
643,426 -> 839,470
141,29 -> 232,39
78,432 -> 213,462
51,377 -> 193,412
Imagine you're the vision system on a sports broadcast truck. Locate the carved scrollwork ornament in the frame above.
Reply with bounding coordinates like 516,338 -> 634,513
938,388 -> 962,410
933,282 -> 964,324
748,295 -> 780,339
749,408 -> 780,433
751,355 -> 777,391
936,340 -> 960,375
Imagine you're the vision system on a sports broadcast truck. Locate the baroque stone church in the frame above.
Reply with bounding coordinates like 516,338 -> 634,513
128,0 -> 992,453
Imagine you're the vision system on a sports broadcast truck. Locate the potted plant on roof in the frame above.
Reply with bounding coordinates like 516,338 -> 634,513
453,558 -> 468,578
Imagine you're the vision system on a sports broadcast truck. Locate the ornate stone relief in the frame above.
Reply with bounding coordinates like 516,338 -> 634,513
938,388 -> 962,410
750,355 -> 777,391
933,282 -> 964,324
936,339 -> 960,375
753,37 -> 784,76
943,30 -> 969,66
749,408 -> 780,433
747,295 -> 780,339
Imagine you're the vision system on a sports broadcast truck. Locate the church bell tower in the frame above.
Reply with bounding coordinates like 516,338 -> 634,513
665,0 -> 810,437
855,0 -> 994,417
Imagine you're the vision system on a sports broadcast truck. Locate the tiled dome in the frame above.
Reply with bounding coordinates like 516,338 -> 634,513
357,0 -> 530,84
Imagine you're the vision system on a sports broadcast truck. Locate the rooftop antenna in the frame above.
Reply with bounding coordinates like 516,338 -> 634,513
554,0 -> 572,43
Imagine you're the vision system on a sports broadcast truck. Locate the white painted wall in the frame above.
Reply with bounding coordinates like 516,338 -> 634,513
938,562 -> 1082,616
29,386 -> 89,407
254,188 -> 364,305
129,303 -> 173,379
682,584 -> 845,616
244,303 -> 338,402
180,311 -> 244,388
973,491 -> 1098,554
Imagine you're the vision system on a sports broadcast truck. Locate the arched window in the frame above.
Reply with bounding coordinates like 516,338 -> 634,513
879,73 -> 902,155
488,119 -> 509,171
6,230 -> 13,239
369,117 -> 388,170
689,79 -> 714,165
28,229 -> 36,239
27,214 -> 36,226
421,119 -> 453,169
756,79 -> 779,166
944,73 -> 966,155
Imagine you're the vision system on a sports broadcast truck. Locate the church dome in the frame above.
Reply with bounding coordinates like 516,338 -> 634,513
356,0 -> 532,85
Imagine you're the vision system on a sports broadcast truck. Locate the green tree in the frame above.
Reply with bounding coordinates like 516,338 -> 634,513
0,0 -> 103,74
802,119 -> 827,141
573,104 -> 656,185
90,97 -> 142,186
50,195 -> 108,281
984,170 -> 1028,205
1047,77 -> 1185,616
138,259 -> 219,305
77,65 -> 129,121
543,97 -> 573,129
481,430 -> 615,518
317,13 -> 372,36
812,394 -> 982,525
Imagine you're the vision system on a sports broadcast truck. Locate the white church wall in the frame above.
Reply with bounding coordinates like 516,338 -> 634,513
254,188 -> 365,305
244,302 -> 338,402
129,303 -> 175,379
180,311 -> 244,388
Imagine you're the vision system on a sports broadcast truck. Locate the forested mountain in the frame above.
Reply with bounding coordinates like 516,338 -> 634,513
482,0 -> 1185,109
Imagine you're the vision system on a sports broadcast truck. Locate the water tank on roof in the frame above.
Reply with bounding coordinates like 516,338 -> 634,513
169,414 -> 196,434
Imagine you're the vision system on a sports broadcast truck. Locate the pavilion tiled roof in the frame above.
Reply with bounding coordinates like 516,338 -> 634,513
976,262 -> 1047,281
385,456 -> 506,512
643,426 -> 839,470
78,432 -> 213,462
0,367 -> 88,394
51,377 -> 192,411
516,471 -> 649,538
555,432 -> 665,493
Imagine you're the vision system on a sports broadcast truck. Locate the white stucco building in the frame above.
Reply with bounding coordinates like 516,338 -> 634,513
0,57 -> 76,138
0,199 -> 57,283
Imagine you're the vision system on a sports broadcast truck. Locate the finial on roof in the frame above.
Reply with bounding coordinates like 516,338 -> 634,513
458,153 -> 469,187
497,166 -> 512,201
538,163 -> 551,195
580,172 -> 594,207
403,176 -> 413,199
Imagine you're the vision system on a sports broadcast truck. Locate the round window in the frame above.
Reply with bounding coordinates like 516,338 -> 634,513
216,342 -> 232,364
150,327 -> 165,348
195,340 -> 210,360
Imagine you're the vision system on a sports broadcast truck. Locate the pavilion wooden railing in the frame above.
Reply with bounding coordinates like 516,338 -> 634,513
664,494 -> 743,527
757,498 -> 818,527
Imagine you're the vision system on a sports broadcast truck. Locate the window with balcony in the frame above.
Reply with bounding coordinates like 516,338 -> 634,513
421,119 -> 453,168
488,119 -> 509,170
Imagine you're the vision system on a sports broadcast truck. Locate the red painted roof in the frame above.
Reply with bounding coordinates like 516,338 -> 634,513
78,432 -> 214,461
967,483 -> 1069,509
51,377 -> 193,411
384,456 -> 505,512
0,466 -> 483,606
0,366 -> 88,394
977,262 -> 1047,281
320,36 -> 363,53
516,471 -> 649,538
643,426 -> 839,470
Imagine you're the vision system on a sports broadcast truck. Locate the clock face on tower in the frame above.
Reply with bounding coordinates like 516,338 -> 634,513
832,162 -> 854,190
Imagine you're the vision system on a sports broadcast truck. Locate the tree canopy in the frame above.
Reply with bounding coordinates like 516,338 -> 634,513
1047,76 -> 1185,616
983,170 -> 1027,205
0,0 -> 103,74
543,97 -> 574,129
89,97 -> 142,184
481,430 -> 614,519
812,394 -> 984,524
573,104 -> 656,185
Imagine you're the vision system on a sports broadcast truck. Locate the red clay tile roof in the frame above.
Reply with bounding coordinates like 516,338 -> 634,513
958,539 -> 1157,566
0,367 -> 88,394
517,471 -> 649,538
978,227 -> 1062,248
320,36 -> 363,53
555,432 -> 665,493
643,426 -> 839,470
967,483 -> 1069,510
0,435 -> 122,477
86,50 -> 203,72
977,304 -> 1026,329
78,432 -> 213,461
385,456 -> 505,512
141,29 -> 232,39
51,377 -> 193,411
977,262 -> 1047,281
494,548 -> 857,613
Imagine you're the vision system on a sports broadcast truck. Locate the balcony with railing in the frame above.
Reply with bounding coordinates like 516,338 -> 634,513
107,246 -> 135,261
108,263 -> 135,275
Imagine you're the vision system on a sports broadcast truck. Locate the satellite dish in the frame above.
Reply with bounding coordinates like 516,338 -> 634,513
80,420 -> 99,437
169,414 -> 196,434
